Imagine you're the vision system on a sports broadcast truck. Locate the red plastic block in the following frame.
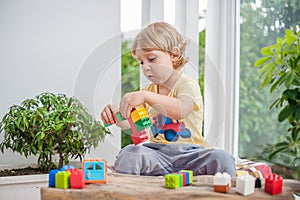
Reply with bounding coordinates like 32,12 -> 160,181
70,168 -> 85,189
264,174 -> 283,195
128,117 -> 149,145
174,172 -> 187,186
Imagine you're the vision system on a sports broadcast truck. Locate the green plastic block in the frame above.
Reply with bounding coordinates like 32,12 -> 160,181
135,118 -> 151,131
116,112 -> 125,122
180,170 -> 193,184
165,174 -> 183,189
55,171 -> 71,189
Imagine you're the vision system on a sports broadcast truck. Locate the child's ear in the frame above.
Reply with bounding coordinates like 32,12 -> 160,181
172,47 -> 180,56
171,47 -> 181,63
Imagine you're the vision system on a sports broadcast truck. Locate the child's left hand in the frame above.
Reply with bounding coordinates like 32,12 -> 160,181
119,91 -> 148,118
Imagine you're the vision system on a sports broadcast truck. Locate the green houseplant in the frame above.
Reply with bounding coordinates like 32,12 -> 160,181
254,29 -> 300,178
0,92 -> 110,171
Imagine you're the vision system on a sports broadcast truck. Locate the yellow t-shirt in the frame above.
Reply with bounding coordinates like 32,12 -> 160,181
142,73 -> 208,147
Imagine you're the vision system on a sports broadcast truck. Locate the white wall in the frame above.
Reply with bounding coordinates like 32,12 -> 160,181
0,0 -> 121,167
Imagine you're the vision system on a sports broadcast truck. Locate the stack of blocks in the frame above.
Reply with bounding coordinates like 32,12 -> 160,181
264,174 -> 283,195
129,107 -> 151,145
236,174 -> 255,196
104,106 -> 151,145
165,170 -> 193,189
213,172 -> 231,193
48,158 -> 107,189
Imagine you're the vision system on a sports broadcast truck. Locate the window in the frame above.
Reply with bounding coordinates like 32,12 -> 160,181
239,0 -> 300,168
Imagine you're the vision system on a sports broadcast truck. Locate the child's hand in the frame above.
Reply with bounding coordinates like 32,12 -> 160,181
100,104 -> 118,125
119,91 -> 147,118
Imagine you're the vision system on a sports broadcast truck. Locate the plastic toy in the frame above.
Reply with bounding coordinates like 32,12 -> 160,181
104,106 -> 151,145
180,170 -> 193,185
264,174 -> 283,195
55,171 -> 71,189
255,178 -> 261,188
165,170 -> 193,189
165,173 -> 183,189
82,158 -> 107,184
70,168 -> 85,189
48,169 -> 59,187
214,172 -> 231,193
236,174 -> 255,196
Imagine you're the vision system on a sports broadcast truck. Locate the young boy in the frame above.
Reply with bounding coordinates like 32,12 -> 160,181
101,22 -> 236,176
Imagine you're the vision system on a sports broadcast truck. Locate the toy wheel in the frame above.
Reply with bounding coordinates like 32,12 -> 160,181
164,129 -> 179,142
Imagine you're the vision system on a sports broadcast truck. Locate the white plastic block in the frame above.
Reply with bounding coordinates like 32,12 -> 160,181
236,174 -> 255,196
214,172 -> 231,186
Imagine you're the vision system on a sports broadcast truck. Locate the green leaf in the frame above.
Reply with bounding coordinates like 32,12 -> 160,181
254,57 -> 272,67
259,62 -> 276,74
295,107 -> 300,122
269,146 -> 287,160
261,46 -> 274,56
278,105 -> 293,122
285,29 -> 297,45
40,132 -> 45,140
55,123 -> 64,131
270,73 -> 288,92
291,128 -> 300,142
285,72 -> 295,88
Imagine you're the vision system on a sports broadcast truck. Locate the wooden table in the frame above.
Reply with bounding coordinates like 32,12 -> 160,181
41,173 -> 300,200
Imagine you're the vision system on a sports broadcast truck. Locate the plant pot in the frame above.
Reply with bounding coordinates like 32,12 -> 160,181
0,174 -> 48,200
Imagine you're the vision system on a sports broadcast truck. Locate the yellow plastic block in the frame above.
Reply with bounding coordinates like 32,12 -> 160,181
130,107 -> 148,123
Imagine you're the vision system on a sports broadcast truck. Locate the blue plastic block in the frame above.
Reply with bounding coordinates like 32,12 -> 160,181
48,169 -> 59,187
61,165 -> 75,171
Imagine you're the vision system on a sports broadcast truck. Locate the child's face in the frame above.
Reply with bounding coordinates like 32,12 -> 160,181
134,49 -> 175,85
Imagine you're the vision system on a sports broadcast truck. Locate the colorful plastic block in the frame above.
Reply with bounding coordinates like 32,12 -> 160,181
174,172 -> 187,186
165,174 -> 183,189
103,106 -> 151,145
128,117 -> 149,145
82,159 -> 107,184
236,174 -> 255,196
70,168 -> 85,189
55,171 -> 71,189
130,107 -> 148,123
214,172 -> 231,193
61,165 -> 75,171
255,178 -> 262,188
48,169 -> 59,187
180,170 -> 193,185
264,174 -> 283,195
134,118 -> 152,131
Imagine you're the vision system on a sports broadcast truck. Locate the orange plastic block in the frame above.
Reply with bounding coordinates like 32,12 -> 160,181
214,185 -> 230,193
82,159 -> 107,184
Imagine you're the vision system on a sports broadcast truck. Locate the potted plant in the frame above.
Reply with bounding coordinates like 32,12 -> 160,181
0,92 -> 110,172
254,29 -> 300,179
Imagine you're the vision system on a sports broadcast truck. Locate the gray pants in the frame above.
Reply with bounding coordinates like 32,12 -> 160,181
114,143 -> 236,177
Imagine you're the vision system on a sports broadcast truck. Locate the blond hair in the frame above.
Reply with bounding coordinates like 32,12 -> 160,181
132,22 -> 189,69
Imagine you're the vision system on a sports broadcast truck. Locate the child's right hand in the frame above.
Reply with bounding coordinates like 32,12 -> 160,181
100,104 -> 118,125
100,104 -> 131,129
